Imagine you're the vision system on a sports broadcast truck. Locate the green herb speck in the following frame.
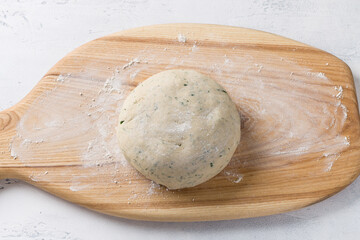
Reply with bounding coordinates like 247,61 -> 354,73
184,84 -> 188,86
217,88 -> 227,93
120,120 -> 124,124
191,94 -> 194,96
210,162 -> 214,167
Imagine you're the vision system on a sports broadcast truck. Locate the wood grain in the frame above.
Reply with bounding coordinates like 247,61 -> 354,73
0,24 -> 359,221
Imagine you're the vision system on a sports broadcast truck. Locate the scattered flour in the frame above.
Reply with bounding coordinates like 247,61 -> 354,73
191,42 -> 198,52
223,170 -> 243,183
255,63 -> 263,73
30,171 -> 50,182
122,58 -> 140,70
9,143 -> 18,159
223,54 -> 231,64
55,73 -> 71,82
177,33 -> 186,43
147,181 -> 161,195
128,193 -> 138,201
344,136 -> 350,146
8,39 -> 352,199
322,153 -> 340,172
22,138 -> 44,145
69,184 -> 92,192
306,71 -> 327,79
273,146 -> 310,156
130,69 -> 141,79
335,86 -> 343,99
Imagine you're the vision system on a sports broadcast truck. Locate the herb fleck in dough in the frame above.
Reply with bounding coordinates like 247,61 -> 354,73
117,69 -> 241,189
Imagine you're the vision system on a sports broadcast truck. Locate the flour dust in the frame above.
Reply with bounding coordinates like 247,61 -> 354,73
9,36 -> 351,201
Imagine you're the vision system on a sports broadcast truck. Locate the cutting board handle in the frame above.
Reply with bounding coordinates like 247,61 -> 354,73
0,109 -> 20,179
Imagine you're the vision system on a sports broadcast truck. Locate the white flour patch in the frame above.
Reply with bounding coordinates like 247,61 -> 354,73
223,170 -> 243,183
191,42 -> 198,52
306,71 -> 327,80
30,171 -> 49,182
335,85 -> 343,99
341,104 -> 348,119
122,58 -> 140,70
322,153 -> 340,172
128,193 -> 138,201
55,73 -> 71,82
274,146 -> 310,156
9,141 -> 18,159
147,181 -> 161,195
130,69 -> 141,79
22,138 -> 44,145
177,33 -> 186,43
254,63 -> 263,73
69,184 -> 92,192
10,64 -> 142,190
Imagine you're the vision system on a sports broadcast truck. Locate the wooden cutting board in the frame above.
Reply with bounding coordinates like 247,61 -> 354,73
1,24 -> 359,222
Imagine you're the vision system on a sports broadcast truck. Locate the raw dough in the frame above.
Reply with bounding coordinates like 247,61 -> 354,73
117,69 -> 241,189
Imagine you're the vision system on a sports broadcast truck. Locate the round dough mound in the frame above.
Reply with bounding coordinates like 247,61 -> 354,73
117,69 -> 240,189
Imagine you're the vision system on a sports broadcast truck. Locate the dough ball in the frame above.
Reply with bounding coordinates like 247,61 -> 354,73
117,69 -> 240,189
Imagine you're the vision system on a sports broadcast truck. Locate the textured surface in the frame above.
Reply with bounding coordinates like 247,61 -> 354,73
117,69 -> 241,190
1,0 -> 360,239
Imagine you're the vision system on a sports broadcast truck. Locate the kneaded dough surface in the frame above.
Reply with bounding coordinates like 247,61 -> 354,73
117,69 -> 240,189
